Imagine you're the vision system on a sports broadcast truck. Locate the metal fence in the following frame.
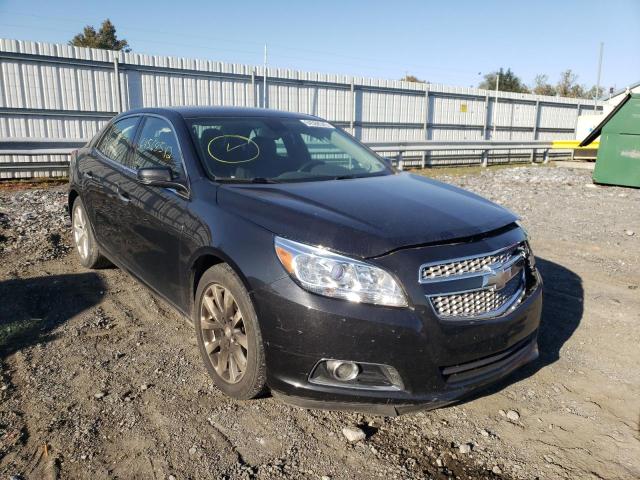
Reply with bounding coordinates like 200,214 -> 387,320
0,38 -> 599,178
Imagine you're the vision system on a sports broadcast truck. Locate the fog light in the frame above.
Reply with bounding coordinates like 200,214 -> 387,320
326,360 -> 360,381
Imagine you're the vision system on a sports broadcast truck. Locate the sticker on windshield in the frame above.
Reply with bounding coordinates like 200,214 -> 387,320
300,119 -> 334,129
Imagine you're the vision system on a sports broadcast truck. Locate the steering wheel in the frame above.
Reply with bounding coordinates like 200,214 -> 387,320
297,160 -> 325,172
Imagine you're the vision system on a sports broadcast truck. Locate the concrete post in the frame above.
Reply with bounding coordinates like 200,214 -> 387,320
532,100 -> 540,140
482,94 -> 490,140
251,70 -> 256,107
113,56 -> 122,113
350,80 -> 355,134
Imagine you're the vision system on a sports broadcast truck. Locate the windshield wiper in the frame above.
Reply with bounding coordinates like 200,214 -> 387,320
332,175 -> 358,180
214,177 -> 280,184
249,177 -> 280,184
333,171 -> 391,180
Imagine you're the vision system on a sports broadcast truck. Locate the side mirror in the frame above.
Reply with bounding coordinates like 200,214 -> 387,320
137,167 -> 188,193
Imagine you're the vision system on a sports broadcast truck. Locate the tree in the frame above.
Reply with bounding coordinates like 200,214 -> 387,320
69,19 -> 130,52
401,74 -> 426,83
478,68 -> 529,93
585,85 -> 605,100
532,74 -> 556,96
556,69 -> 586,98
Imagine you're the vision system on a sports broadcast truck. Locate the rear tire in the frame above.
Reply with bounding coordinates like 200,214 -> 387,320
71,197 -> 111,269
194,264 -> 267,400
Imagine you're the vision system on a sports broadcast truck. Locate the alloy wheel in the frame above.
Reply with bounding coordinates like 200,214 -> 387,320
73,204 -> 89,260
200,284 -> 248,384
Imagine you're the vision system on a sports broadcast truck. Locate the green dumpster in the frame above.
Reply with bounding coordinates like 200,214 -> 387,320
580,93 -> 640,188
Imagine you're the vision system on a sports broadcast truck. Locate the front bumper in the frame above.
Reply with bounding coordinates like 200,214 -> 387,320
252,268 -> 543,414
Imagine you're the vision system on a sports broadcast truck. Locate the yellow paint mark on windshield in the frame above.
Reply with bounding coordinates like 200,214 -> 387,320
207,135 -> 260,164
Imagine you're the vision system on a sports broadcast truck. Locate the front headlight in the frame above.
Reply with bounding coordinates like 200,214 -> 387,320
274,237 -> 408,307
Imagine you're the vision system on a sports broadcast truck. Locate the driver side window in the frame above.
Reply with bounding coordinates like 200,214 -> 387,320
133,117 -> 185,178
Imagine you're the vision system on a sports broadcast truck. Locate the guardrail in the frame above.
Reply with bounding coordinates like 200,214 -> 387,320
0,138 -> 572,179
367,140 -> 557,168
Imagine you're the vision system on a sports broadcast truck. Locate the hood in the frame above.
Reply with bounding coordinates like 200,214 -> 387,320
217,173 -> 518,258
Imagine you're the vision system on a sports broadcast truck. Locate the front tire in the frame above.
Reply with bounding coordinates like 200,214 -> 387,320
71,197 -> 110,269
194,264 -> 267,400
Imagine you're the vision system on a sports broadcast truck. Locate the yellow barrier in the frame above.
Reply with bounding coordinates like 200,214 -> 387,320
551,140 -> 599,150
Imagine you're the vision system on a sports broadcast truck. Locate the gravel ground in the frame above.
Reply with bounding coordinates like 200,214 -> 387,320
0,164 -> 638,480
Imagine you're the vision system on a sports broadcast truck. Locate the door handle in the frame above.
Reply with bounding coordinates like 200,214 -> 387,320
116,186 -> 130,203
84,170 -> 102,185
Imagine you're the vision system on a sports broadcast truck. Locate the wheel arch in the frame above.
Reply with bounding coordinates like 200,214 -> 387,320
189,247 -> 254,305
68,189 -> 80,217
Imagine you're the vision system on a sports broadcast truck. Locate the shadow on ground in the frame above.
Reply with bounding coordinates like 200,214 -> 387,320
0,272 -> 105,358
456,256 -> 584,404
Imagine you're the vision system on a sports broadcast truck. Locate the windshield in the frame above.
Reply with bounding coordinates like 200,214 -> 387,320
187,117 -> 392,182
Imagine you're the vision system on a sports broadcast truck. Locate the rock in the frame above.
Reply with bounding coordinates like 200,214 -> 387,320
498,409 -> 506,417
506,410 -> 520,421
321,476 -> 331,480
544,454 -> 554,463
625,230 -> 635,236
458,443 -> 472,454
342,426 -> 366,443
168,476 -> 176,480
435,458 -> 443,467
94,391 -> 106,399
188,446 -> 197,455
492,465 -> 503,475
140,383 -> 149,391
480,429 -> 490,437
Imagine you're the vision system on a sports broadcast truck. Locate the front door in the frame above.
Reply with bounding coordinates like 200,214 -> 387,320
119,115 -> 188,306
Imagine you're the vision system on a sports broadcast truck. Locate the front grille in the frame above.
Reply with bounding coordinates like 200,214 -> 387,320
421,246 -> 515,281
421,242 -> 531,320
431,271 -> 524,318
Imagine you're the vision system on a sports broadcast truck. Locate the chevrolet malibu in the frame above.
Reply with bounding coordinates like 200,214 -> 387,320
68,107 -> 542,415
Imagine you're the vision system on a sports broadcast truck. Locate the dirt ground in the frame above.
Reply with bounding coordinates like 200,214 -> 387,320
0,164 -> 638,480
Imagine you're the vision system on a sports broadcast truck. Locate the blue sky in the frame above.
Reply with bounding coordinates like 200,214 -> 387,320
1,0 -> 638,91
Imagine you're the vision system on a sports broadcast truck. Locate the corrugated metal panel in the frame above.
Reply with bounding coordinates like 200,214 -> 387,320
431,96 -> 485,126
0,37 -> 601,180
538,104 -> 579,129
0,115 -> 107,139
359,127 -> 425,142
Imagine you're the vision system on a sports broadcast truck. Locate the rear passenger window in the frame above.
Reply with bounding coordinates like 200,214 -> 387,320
96,117 -> 139,166
133,117 -> 184,177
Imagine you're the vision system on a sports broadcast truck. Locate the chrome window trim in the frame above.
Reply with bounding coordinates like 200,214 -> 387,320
418,241 -> 523,284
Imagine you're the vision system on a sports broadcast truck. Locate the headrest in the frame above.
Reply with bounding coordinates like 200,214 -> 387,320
251,136 -> 276,157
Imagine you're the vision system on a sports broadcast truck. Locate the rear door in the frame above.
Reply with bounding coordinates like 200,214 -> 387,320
83,116 -> 141,258
118,115 -> 189,305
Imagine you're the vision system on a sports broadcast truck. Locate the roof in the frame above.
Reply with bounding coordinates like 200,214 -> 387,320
124,106 -> 319,120
579,93 -> 633,147
606,80 -> 640,101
